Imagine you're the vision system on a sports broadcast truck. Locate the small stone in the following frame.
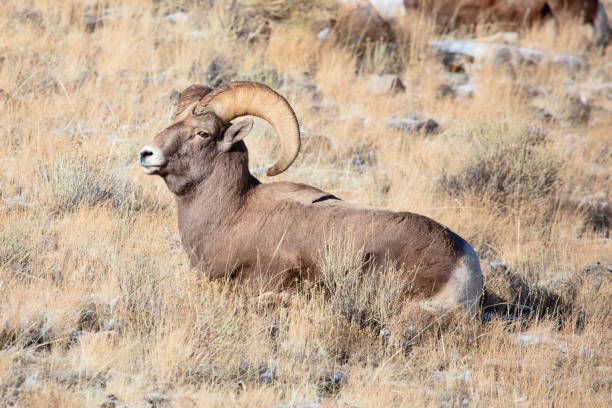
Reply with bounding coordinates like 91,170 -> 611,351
415,119 -> 439,134
258,360 -> 277,383
514,396 -> 528,403
145,392 -> 171,407
489,261 -> 508,273
532,107 -> 554,122
387,118 -> 439,134
165,12 -> 188,23
456,82 -> 476,98
317,371 -> 346,396
316,27 -> 330,40
13,4 -> 43,26
205,56 -> 236,88
565,94 -> 591,124
83,15 -> 101,32
166,90 -> 180,104
367,74 -> 405,95
436,84 -> 456,99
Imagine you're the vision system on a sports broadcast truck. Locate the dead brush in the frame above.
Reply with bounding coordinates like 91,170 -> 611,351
0,217 -> 55,282
317,233 -> 410,332
437,122 -> 561,210
482,260 -> 582,330
38,153 -> 156,214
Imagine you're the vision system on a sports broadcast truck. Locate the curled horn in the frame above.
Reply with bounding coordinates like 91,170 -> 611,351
193,81 -> 300,176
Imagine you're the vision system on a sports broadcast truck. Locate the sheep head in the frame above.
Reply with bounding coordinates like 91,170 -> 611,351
140,82 -> 301,194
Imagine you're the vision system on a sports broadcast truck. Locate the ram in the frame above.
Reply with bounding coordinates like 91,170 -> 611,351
140,81 -> 483,314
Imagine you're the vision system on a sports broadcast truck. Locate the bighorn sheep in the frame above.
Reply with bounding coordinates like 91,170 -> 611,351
140,82 -> 483,314
404,0 -> 611,47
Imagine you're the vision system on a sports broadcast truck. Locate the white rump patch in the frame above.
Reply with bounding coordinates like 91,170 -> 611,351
423,240 -> 483,316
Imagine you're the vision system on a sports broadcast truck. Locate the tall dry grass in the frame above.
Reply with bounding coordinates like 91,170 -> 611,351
0,0 -> 611,406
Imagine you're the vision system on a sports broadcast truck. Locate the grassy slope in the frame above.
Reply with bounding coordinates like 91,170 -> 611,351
0,0 -> 611,406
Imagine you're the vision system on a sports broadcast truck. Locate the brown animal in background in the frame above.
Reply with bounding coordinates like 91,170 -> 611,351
404,0 -> 611,46
139,81 -> 483,314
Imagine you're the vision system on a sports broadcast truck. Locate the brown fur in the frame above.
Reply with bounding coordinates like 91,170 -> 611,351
142,85 -> 480,304
405,0 -> 609,45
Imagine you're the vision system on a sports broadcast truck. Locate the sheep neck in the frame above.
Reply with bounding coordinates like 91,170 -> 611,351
176,148 -> 258,229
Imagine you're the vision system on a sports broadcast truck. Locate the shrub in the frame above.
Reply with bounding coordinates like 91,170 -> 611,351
40,154 -> 157,214
437,124 -> 561,208
0,220 -> 42,278
317,233 -> 408,330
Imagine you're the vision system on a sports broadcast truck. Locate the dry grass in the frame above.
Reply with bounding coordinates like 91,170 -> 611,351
1,0 -> 611,406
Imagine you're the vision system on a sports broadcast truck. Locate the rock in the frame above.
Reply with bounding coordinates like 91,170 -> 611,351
583,261 -> 612,275
145,393 -> 172,407
578,194 -> 611,238
82,3 -> 110,33
429,40 -> 583,70
456,82 -> 476,98
3,195 -> 34,208
332,2 -> 395,52
100,394 -> 120,408
436,83 -> 456,99
415,118 -> 439,133
76,294 -> 120,332
83,14 -> 103,32
276,401 -> 321,408
514,396 -> 528,404
317,371 -> 346,396
531,106 -> 555,122
55,370 -> 79,387
165,11 -> 188,23
387,118 -> 439,134
367,74 -> 405,95
165,90 -> 180,105
489,261 -> 508,273
348,142 -> 377,167
186,362 -> 218,384
258,360 -> 277,383
564,94 -> 591,124
72,69 -> 96,88
583,261 -> 612,292
312,18 -> 334,41
23,370 -> 39,393
187,30 -> 208,39
437,51 -> 473,73
316,27 -> 331,40
12,4 -> 43,26
510,332 -> 568,353
205,55 -> 236,88
527,125 -> 547,142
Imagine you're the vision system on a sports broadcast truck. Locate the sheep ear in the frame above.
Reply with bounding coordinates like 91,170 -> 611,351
219,118 -> 253,152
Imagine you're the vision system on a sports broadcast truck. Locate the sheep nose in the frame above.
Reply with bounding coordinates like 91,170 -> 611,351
140,149 -> 153,161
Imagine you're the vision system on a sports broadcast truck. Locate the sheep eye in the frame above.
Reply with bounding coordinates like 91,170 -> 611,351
197,131 -> 209,138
